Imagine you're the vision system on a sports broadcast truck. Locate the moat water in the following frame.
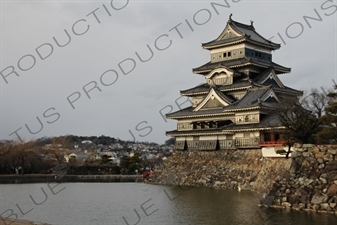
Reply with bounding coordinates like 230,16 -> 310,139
1,183 -> 337,225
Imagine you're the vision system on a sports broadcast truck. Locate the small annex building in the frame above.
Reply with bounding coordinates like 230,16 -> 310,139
166,15 -> 303,151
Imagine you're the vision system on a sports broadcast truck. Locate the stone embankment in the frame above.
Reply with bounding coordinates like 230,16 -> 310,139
146,145 -> 337,213
260,145 -> 337,213
146,149 -> 288,193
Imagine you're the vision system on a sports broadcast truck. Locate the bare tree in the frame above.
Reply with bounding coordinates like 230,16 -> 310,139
0,141 -> 13,173
283,103 -> 319,140
47,137 -> 71,164
267,97 -> 320,158
0,141 -> 12,157
301,87 -> 331,118
10,141 -> 37,175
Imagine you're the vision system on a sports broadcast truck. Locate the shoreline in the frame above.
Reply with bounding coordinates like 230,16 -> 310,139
0,174 -> 143,184
1,219 -> 49,225
147,145 -> 337,214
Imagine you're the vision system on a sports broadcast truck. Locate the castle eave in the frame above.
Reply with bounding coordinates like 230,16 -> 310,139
193,59 -> 290,75
202,38 -> 280,51
223,126 -> 286,133
167,112 -> 234,120
166,129 -> 233,137
223,106 -> 261,112
181,85 -> 252,96
202,38 -> 246,50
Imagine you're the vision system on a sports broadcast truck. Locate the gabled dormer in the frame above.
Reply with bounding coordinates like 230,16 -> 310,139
193,88 -> 234,111
255,68 -> 285,88
205,67 -> 237,86
261,88 -> 281,103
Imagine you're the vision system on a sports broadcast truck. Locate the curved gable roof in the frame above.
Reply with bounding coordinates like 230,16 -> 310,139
202,16 -> 280,50
194,88 -> 234,111
254,67 -> 285,88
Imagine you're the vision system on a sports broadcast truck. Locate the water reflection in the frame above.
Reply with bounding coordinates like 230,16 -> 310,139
0,183 -> 336,225
164,186 -> 337,225
164,186 -> 260,225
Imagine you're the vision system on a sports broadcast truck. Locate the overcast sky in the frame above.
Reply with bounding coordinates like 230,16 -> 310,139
0,0 -> 336,144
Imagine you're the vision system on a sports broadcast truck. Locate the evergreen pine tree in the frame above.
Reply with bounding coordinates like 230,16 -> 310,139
315,84 -> 337,143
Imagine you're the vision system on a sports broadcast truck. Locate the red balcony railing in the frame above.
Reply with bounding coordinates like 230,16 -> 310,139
259,140 -> 285,147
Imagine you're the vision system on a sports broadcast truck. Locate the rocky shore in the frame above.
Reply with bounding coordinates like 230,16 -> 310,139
260,145 -> 337,213
146,145 -> 337,213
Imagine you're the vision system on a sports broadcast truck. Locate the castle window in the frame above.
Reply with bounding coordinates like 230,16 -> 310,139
228,52 -> 231,57
223,52 -> 227,57
245,115 -> 249,122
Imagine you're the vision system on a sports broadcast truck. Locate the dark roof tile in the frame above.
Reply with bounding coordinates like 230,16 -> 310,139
202,19 -> 280,50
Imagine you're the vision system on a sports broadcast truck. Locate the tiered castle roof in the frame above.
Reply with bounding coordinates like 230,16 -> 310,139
165,15 -> 302,139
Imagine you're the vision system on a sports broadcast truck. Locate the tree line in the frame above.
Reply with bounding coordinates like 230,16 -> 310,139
0,135 -> 164,175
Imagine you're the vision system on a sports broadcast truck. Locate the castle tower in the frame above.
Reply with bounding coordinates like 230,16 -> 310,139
166,15 -> 302,151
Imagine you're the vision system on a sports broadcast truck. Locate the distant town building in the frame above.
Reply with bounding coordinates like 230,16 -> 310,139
166,15 -> 302,151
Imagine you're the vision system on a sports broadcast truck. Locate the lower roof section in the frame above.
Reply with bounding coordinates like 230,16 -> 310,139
193,57 -> 291,75
166,106 -> 234,119
166,114 -> 285,137
180,80 -> 252,96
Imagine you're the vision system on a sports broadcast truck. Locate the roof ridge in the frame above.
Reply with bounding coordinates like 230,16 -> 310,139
230,19 -> 254,30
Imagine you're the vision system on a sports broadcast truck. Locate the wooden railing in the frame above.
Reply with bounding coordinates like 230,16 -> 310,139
219,140 -> 236,149
235,138 -> 260,148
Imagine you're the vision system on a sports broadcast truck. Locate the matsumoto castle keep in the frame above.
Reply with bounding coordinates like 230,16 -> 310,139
166,15 -> 302,151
